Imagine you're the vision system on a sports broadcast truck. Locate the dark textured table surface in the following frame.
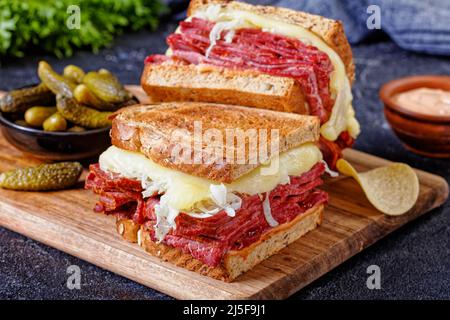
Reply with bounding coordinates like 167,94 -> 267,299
0,17 -> 449,300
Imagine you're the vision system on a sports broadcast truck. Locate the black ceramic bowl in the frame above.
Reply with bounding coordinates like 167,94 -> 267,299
0,112 -> 111,161
0,83 -> 144,161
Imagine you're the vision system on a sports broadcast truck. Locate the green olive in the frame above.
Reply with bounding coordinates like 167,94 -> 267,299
43,112 -> 67,132
24,106 -> 57,127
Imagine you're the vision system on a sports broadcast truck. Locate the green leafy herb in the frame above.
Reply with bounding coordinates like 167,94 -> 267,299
0,0 -> 168,59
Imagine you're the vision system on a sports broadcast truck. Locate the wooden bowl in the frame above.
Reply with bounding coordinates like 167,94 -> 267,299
380,75 -> 450,158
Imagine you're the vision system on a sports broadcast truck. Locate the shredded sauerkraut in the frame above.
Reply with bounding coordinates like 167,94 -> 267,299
262,192 -> 279,227
206,19 -> 246,57
209,184 -> 242,217
154,196 -> 179,242
149,181 -> 244,239
321,160 -> 339,178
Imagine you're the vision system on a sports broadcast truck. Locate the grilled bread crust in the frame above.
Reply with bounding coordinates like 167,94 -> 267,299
141,63 -> 308,114
110,103 -> 320,183
116,204 -> 323,282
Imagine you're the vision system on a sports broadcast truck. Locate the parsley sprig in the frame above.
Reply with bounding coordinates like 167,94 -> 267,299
0,0 -> 167,58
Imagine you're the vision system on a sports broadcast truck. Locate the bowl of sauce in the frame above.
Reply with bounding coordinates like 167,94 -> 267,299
380,75 -> 450,158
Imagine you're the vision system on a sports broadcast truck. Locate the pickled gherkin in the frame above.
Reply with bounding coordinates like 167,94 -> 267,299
63,65 -> 85,83
0,162 -> 83,191
0,83 -> 54,113
56,95 -> 112,128
83,71 -> 131,104
73,84 -> 116,111
38,61 -> 76,97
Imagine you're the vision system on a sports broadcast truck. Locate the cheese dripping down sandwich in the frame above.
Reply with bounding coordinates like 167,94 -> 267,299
141,0 -> 360,169
85,102 -> 328,281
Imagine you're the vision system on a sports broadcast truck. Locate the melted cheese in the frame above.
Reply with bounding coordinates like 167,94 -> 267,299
99,143 -> 322,211
191,5 -> 360,141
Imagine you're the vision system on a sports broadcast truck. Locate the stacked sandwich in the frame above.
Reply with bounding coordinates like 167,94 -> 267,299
86,0 -> 358,281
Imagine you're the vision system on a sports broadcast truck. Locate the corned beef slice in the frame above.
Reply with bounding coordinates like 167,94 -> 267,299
85,163 -> 328,267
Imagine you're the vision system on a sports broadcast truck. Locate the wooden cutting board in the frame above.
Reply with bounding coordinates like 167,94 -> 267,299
0,88 -> 448,299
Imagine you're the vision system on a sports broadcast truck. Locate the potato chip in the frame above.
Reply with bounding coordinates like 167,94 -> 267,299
336,159 -> 419,216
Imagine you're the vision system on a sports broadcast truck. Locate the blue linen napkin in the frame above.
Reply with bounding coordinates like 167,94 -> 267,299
245,0 -> 450,56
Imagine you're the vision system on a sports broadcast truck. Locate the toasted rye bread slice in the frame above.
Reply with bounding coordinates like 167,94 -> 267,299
141,63 -> 308,114
187,0 -> 354,82
116,204 -> 323,282
111,103 -> 319,183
